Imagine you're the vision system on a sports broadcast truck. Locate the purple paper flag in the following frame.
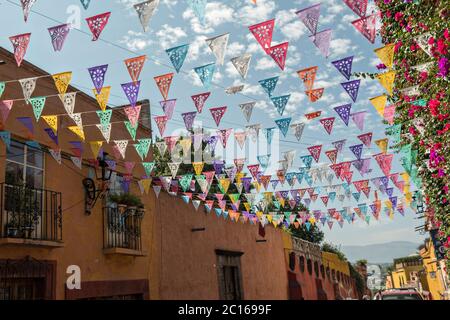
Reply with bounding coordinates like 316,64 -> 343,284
241,177 -> 252,193
160,99 -> 177,120
386,187 -> 394,197
181,111 -> 197,131
351,111 -> 366,131
17,117 -> 33,134
334,103 -> 352,126
332,139 -> 346,153
88,64 -> 108,94
309,29 -> 332,58
121,81 -> 141,107
331,56 -> 354,80
213,160 -> 225,175
271,179 -> 279,189
48,24 -> 71,52
389,196 -> 397,208
349,144 -> 364,160
296,4 -> 321,35
44,128 -> 58,145
341,79 -> 361,103
206,135 -> 219,151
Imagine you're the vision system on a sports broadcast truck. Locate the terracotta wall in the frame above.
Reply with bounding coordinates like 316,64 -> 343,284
148,190 -> 289,300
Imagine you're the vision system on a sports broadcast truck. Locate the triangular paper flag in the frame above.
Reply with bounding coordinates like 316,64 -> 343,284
86,12 -> 111,41
205,33 -> 229,65
134,0 -> 160,32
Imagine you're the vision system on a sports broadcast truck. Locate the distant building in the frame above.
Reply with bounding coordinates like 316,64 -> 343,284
367,264 -> 383,291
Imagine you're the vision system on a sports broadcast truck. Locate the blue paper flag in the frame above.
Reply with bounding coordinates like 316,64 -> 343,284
271,94 -> 290,116
275,117 -> 292,137
263,127 -> 276,145
300,155 -> 313,169
166,44 -> 189,73
0,131 -> 11,149
80,0 -> 91,10
258,76 -> 279,97
194,63 -> 216,89
188,0 -> 207,24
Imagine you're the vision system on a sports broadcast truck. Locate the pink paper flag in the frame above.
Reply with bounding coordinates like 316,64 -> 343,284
248,19 -> 275,54
351,111 -> 367,131
124,105 -> 141,127
191,92 -> 211,113
9,33 -> 31,67
217,129 -> 232,148
0,100 -> 14,123
352,14 -> 377,44
154,115 -> 168,136
48,24 -> 71,52
210,106 -> 227,126
160,99 -> 176,120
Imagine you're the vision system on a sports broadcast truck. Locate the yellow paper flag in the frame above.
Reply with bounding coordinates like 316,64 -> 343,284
52,71 -> 72,95
243,202 -> 250,212
370,95 -> 387,117
90,141 -> 103,158
141,178 -> 152,194
401,172 -> 410,185
375,138 -> 389,154
94,86 -> 111,111
179,138 -> 192,155
219,178 -> 231,194
235,172 -> 244,183
374,44 -> 395,69
278,198 -> 285,208
68,125 -> 85,141
42,115 -> 58,133
377,71 -> 396,95
253,182 -> 261,193
192,162 -> 204,175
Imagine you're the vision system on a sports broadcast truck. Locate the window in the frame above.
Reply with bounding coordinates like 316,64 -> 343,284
106,172 -> 124,208
216,250 -> 243,300
307,259 -> 313,275
320,265 -> 325,279
289,252 -> 296,271
5,140 -> 44,189
299,256 -> 305,273
314,261 -> 319,278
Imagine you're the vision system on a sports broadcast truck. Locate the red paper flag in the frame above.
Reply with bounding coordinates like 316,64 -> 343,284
247,164 -> 260,180
248,19 -> 275,54
124,55 -> 146,84
357,132 -> 373,147
319,117 -> 335,135
154,73 -> 174,101
325,149 -> 338,164
297,66 -> 318,91
269,42 -> 289,70
307,145 -> 322,163
305,88 -> 324,102
86,12 -> 111,41
305,111 -> 322,120
352,13 -> 377,44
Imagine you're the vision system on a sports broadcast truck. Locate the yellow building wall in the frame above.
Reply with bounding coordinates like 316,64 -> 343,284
420,240 -> 447,300
321,251 -> 350,276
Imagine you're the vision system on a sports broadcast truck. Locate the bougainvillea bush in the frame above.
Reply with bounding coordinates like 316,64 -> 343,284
374,0 -> 449,264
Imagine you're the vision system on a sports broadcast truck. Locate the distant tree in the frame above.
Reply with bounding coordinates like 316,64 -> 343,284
356,259 -> 368,267
349,262 -> 366,298
321,242 -> 347,261
289,223 -> 324,244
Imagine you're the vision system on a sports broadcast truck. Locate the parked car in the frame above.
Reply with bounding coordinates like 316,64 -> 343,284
374,288 -> 424,300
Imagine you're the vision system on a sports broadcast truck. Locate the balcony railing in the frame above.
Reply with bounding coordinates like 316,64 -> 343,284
0,183 -> 62,242
103,207 -> 143,251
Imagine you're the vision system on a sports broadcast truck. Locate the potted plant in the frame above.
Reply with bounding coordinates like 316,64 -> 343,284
108,193 -> 144,216
5,222 -> 19,237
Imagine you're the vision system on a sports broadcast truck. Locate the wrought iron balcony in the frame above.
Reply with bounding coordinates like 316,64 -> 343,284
103,207 -> 143,252
0,183 -> 62,242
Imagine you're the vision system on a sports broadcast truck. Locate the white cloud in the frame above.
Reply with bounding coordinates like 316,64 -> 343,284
119,30 -> 153,51
156,24 -> 187,48
183,2 -> 235,34
236,0 -> 277,25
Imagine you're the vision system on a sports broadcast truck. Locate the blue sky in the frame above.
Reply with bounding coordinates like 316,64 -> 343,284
0,0 -> 425,246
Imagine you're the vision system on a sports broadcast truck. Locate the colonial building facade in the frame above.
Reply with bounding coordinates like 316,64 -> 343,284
0,47 -> 357,300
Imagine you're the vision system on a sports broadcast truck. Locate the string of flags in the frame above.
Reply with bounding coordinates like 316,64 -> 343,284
0,0 -> 422,232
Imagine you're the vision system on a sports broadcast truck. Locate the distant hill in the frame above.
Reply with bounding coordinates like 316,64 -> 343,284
341,241 -> 421,264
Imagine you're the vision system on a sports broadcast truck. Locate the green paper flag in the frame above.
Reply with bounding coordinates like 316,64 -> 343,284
29,96 -> 46,121
0,82 -> 5,98
142,162 -> 155,176
180,174 -> 193,192
96,109 -> 112,126
125,120 -> 138,140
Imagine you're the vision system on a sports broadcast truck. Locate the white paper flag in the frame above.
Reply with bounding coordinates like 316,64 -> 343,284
205,33 -> 230,65
230,54 -> 252,79
134,0 -> 160,32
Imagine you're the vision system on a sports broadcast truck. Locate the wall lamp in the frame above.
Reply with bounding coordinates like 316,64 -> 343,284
82,152 -> 113,215
191,227 -> 206,233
